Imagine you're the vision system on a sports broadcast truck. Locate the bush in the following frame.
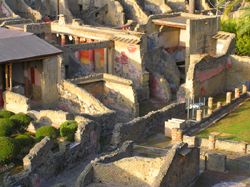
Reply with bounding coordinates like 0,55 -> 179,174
36,126 -> 59,141
0,137 -> 21,163
0,123 -> 13,137
60,120 -> 78,142
15,134 -> 34,148
0,110 -> 15,119
9,114 -> 33,130
0,118 -> 16,130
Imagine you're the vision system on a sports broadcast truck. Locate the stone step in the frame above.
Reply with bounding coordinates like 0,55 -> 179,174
27,121 -> 61,133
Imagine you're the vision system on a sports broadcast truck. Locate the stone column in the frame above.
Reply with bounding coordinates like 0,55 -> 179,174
177,129 -> 183,141
235,88 -> 240,98
88,39 -> 95,72
243,85 -> 247,93
74,36 -> 80,60
60,34 -> 66,46
196,110 -> 202,122
217,102 -> 222,109
226,92 -> 232,104
189,0 -> 195,14
171,128 -> 178,141
209,135 -> 215,149
207,97 -> 213,115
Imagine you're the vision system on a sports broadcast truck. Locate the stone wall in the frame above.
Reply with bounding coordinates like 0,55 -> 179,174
15,0 -> 42,22
71,73 -> 139,118
76,142 -> 199,187
106,0 -> 125,26
200,151 -> 226,172
5,120 -> 100,186
144,47 -> 180,89
145,0 -> 171,14
24,22 -> 51,35
111,102 -> 185,146
50,0 -> 74,23
1,0 -> 17,17
148,71 -> 172,101
228,55 -> 250,91
3,91 -> 30,113
117,0 -> 148,24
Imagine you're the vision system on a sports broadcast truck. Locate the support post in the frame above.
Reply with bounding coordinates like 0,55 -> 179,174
226,92 -> 232,104
209,135 -> 215,149
60,34 -> 66,46
74,36 -> 80,60
196,110 -> 202,122
5,64 -> 8,90
208,97 -> 213,115
189,0 -> 195,14
243,85 -> 247,93
235,88 -> 240,98
9,63 -> 12,90
217,102 -> 222,109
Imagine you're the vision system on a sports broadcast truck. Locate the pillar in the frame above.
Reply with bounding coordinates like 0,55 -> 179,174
243,85 -> 247,93
60,34 -> 66,46
88,39 -> 95,72
209,135 -> 215,149
207,97 -> 213,115
226,92 -> 232,104
74,36 -> 80,60
196,110 -> 202,122
171,128 -> 178,141
235,88 -> 240,98
217,102 -> 222,109
108,47 -> 114,74
177,129 -> 183,141
189,0 -> 195,14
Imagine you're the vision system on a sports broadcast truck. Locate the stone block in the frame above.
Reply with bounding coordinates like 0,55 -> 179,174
206,153 -> 226,172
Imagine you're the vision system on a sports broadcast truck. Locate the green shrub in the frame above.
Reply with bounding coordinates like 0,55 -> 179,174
60,120 -> 78,142
15,134 -> 34,148
0,123 -> 13,137
0,137 -> 21,163
0,118 -> 16,130
0,110 -> 15,119
9,114 -> 33,130
36,126 -> 59,141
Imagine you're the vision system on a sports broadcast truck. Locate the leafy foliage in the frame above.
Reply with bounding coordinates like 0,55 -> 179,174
60,120 -> 78,142
36,126 -> 59,141
0,137 -> 21,163
220,18 -> 250,56
0,110 -> 15,119
0,118 -> 16,130
0,123 -> 12,137
9,114 -> 33,130
15,134 -> 34,148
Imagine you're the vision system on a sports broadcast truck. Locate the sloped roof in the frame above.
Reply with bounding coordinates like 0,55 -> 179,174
0,28 -> 62,64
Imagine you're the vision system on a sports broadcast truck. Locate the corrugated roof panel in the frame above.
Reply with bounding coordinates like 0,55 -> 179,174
0,28 -> 32,39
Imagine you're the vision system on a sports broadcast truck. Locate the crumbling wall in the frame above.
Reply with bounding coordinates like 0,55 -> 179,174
1,0 -> 17,17
144,47 -> 180,89
14,0 -> 42,22
178,54 -> 228,101
50,0 -> 74,23
117,0 -> 148,24
200,151 -> 226,172
148,71 -> 172,101
111,102 -> 185,146
105,0 -> 125,26
227,55 -> 250,91
76,142 -> 199,187
70,73 -> 139,118
6,119 -> 100,186
3,91 -> 30,113
145,0 -> 171,14
166,0 -> 187,12
58,80 -> 112,115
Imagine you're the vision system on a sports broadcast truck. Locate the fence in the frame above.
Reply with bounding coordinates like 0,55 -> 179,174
227,159 -> 250,174
133,144 -> 169,158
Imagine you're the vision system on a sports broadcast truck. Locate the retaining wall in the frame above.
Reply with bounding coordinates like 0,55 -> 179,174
111,102 -> 185,146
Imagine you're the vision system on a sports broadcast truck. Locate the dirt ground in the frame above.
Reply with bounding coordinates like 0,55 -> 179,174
192,171 -> 250,187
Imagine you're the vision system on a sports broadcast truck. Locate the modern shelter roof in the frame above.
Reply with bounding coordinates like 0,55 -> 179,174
0,28 -> 62,64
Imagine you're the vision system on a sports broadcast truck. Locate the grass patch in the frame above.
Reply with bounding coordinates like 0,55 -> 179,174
196,99 -> 250,143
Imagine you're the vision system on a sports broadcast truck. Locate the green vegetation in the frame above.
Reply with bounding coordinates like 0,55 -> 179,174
0,118 -> 16,130
9,114 -> 33,130
0,110 -> 15,119
0,123 -> 12,137
0,137 -> 21,163
15,134 -> 34,148
36,126 -> 59,141
60,120 -> 78,142
196,99 -> 250,143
